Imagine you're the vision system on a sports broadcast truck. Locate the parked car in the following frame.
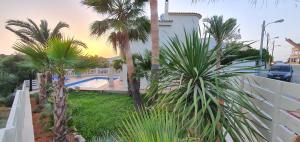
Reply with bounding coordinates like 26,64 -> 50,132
267,64 -> 293,82
272,61 -> 284,65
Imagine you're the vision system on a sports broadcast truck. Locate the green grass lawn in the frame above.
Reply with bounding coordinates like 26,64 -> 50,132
68,91 -> 134,140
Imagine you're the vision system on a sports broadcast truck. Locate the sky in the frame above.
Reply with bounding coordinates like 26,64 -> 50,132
0,0 -> 299,60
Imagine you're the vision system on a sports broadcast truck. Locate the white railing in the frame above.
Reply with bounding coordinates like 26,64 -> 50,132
241,75 -> 300,142
65,68 -> 121,77
0,81 -> 34,142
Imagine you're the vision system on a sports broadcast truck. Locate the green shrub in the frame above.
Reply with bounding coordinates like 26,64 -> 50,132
31,93 -> 40,104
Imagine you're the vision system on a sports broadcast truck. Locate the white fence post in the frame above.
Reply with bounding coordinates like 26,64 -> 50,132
120,64 -> 128,89
271,81 -> 282,142
242,75 -> 300,142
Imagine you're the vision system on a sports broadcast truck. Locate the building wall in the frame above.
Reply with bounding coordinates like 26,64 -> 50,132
289,48 -> 300,64
129,13 -> 201,55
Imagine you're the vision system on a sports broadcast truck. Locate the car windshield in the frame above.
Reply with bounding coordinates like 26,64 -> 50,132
270,65 -> 290,72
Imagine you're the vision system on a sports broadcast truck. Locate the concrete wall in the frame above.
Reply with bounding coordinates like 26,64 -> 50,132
241,75 -> 300,142
0,82 -> 34,142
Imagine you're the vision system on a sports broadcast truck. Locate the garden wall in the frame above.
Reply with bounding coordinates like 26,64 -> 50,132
241,75 -> 300,142
0,82 -> 34,142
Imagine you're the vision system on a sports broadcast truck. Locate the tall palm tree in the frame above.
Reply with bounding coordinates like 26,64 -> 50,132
82,0 -> 151,109
204,15 -> 237,68
149,0 -> 160,95
47,38 -> 93,142
7,19 -> 69,105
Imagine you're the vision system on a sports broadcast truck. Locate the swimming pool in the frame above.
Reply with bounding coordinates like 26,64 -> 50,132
65,77 -> 118,88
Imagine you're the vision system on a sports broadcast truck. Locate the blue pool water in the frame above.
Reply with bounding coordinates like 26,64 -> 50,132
65,77 -> 118,88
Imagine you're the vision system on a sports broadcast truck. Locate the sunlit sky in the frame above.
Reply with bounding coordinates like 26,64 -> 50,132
0,0 -> 299,60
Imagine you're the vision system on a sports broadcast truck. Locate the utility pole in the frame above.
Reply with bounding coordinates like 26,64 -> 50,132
271,41 -> 275,65
265,33 -> 270,69
259,21 -> 266,72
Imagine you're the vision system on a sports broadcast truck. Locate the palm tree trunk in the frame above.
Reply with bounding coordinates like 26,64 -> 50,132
39,72 -> 47,105
123,32 -> 143,110
46,71 -> 52,85
53,74 -> 68,142
150,0 -> 160,96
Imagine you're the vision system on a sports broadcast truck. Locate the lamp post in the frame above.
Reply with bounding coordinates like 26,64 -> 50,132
259,19 -> 284,69
265,34 -> 279,68
269,41 -> 281,66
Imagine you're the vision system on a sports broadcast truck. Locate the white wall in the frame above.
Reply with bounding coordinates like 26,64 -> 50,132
241,75 -> 300,142
130,13 -> 201,55
0,81 -> 34,142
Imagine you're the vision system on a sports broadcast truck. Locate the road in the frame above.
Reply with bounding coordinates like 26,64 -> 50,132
257,64 -> 300,84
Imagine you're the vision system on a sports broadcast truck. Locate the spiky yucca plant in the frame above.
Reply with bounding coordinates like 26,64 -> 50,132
153,30 -> 268,142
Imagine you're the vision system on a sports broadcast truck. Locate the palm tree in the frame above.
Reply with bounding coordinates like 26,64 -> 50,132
7,19 -> 69,105
6,19 -> 69,45
13,42 -> 49,104
46,38 -> 94,142
149,0 -> 160,96
82,0 -> 151,109
204,15 -> 237,68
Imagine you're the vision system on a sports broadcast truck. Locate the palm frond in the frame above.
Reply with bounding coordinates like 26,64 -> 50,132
82,0 -> 112,14
119,109 -> 188,142
50,22 -> 69,39
128,16 -> 151,43
13,42 -> 48,69
5,26 -> 35,44
6,19 -> 68,45
204,15 -> 237,42
90,19 -> 113,37
46,38 -> 87,75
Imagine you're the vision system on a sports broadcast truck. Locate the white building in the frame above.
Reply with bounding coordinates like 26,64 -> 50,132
130,1 -> 202,54
120,1 -> 203,90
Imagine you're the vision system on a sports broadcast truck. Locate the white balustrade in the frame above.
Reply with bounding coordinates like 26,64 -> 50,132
65,68 -> 120,78
0,81 -> 34,142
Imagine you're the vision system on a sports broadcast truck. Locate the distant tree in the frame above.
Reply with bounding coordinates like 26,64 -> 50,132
81,55 -> 109,68
221,45 -> 272,65
83,0 -> 151,110
0,55 -> 35,106
112,59 -> 124,71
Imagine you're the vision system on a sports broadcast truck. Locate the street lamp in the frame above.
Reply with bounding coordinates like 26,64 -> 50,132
265,34 -> 279,68
259,19 -> 284,68
269,41 -> 281,65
